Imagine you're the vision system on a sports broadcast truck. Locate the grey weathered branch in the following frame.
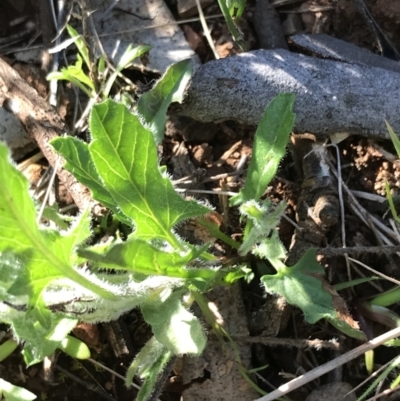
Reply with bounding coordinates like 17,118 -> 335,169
176,49 -> 400,140
0,57 -> 92,210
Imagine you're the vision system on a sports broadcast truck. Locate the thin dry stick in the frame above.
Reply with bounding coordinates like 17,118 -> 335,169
364,387 -> 400,401
37,159 -> 60,222
351,190 -> 386,203
347,257 -> 400,286
195,0 -> 219,59
389,218 -> 400,243
326,143 -> 353,282
327,144 -> 346,246
281,213 -> 302,231
254,326 -> 400,401
327,159 -> 399,243
173,169 -> 245,186
233,336 -> 340,350
97,14 -> 223,37
212,140 -> 242,165
182,188 -> 237,196
354,204 -> 396,248
270,0 -> 305,6
88,357 -> 164,401
348,358 -> 394,397
317,245 -> 400,257
0,58 -> 92,210
17,151 -> 44,171
204,168 -> 247,183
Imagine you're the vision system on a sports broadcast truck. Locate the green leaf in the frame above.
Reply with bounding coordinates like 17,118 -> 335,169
137,59 -> 193,143
0,339 -> 18,362
47,55 -> 94,97
230,93 -> 296,206
126,337 -> 172,401
79,237 -> 217,281
66,24 -> 91,70
88,100 -> 210,246
59,335 -> 90,359
0,379 -> 36,401
384,123 -> 400,222
217,0 -> 246,50
104,44 -> 151,97
135,349 -> 172,401
370,285 -> 400,307
10,315 -> 78,366
385,180 -> 400,224
0,142 -> 116,326
386,120 -> 400,158
41,204 -> 71,230
238,199 -> 287,267
356,355 -> 400,401
141,291 -> 206,355
334,276 -> 380,292
261,249 -> 365,340
51,136 -> 133,226
226,0 -> 246,18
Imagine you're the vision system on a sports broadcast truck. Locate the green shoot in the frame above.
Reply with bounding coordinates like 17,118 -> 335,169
0,339 -> 18,362
47,25 -> 150,101
58,335 -> 91,360
47,54 -> 95,97
0,379 -> 36,401
225,0 -> 246,18
355,355 -> 400,401
103,44 -> 151,97
217,0 -> 246,50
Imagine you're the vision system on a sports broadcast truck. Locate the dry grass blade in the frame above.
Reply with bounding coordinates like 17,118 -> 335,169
254,326 -> 400,401
195,0 -> 219,59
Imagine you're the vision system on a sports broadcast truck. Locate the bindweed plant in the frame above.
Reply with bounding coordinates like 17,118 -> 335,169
0,57 -> 366,400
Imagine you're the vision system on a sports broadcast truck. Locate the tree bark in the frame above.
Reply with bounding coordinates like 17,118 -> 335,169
0,57 -> 92,211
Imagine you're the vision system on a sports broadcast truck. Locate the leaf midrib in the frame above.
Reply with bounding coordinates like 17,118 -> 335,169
95,111 -> 181,248
4,185 -> 116,301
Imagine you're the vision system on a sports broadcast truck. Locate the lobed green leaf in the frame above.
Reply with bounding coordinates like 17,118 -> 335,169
0,143 -> 116,327
261,249 -> 365,340
51,136 -> 133,226
137,59 -> 193,143
79,237 -> 217,281
88,100 -> 210,245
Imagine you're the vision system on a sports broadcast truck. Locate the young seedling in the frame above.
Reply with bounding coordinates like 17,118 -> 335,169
217,0 -> 246,50
0,51 -> 371,400
47,25 -> 150,100
0,338 -> 18,362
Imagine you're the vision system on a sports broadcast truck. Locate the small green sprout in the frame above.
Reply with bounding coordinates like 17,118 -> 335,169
58,335 -> 91,360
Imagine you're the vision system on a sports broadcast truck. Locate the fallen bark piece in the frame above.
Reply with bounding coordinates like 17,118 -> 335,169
177,49 -> 400,140
290,33 -> 400,74
0,57 -> 92,210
